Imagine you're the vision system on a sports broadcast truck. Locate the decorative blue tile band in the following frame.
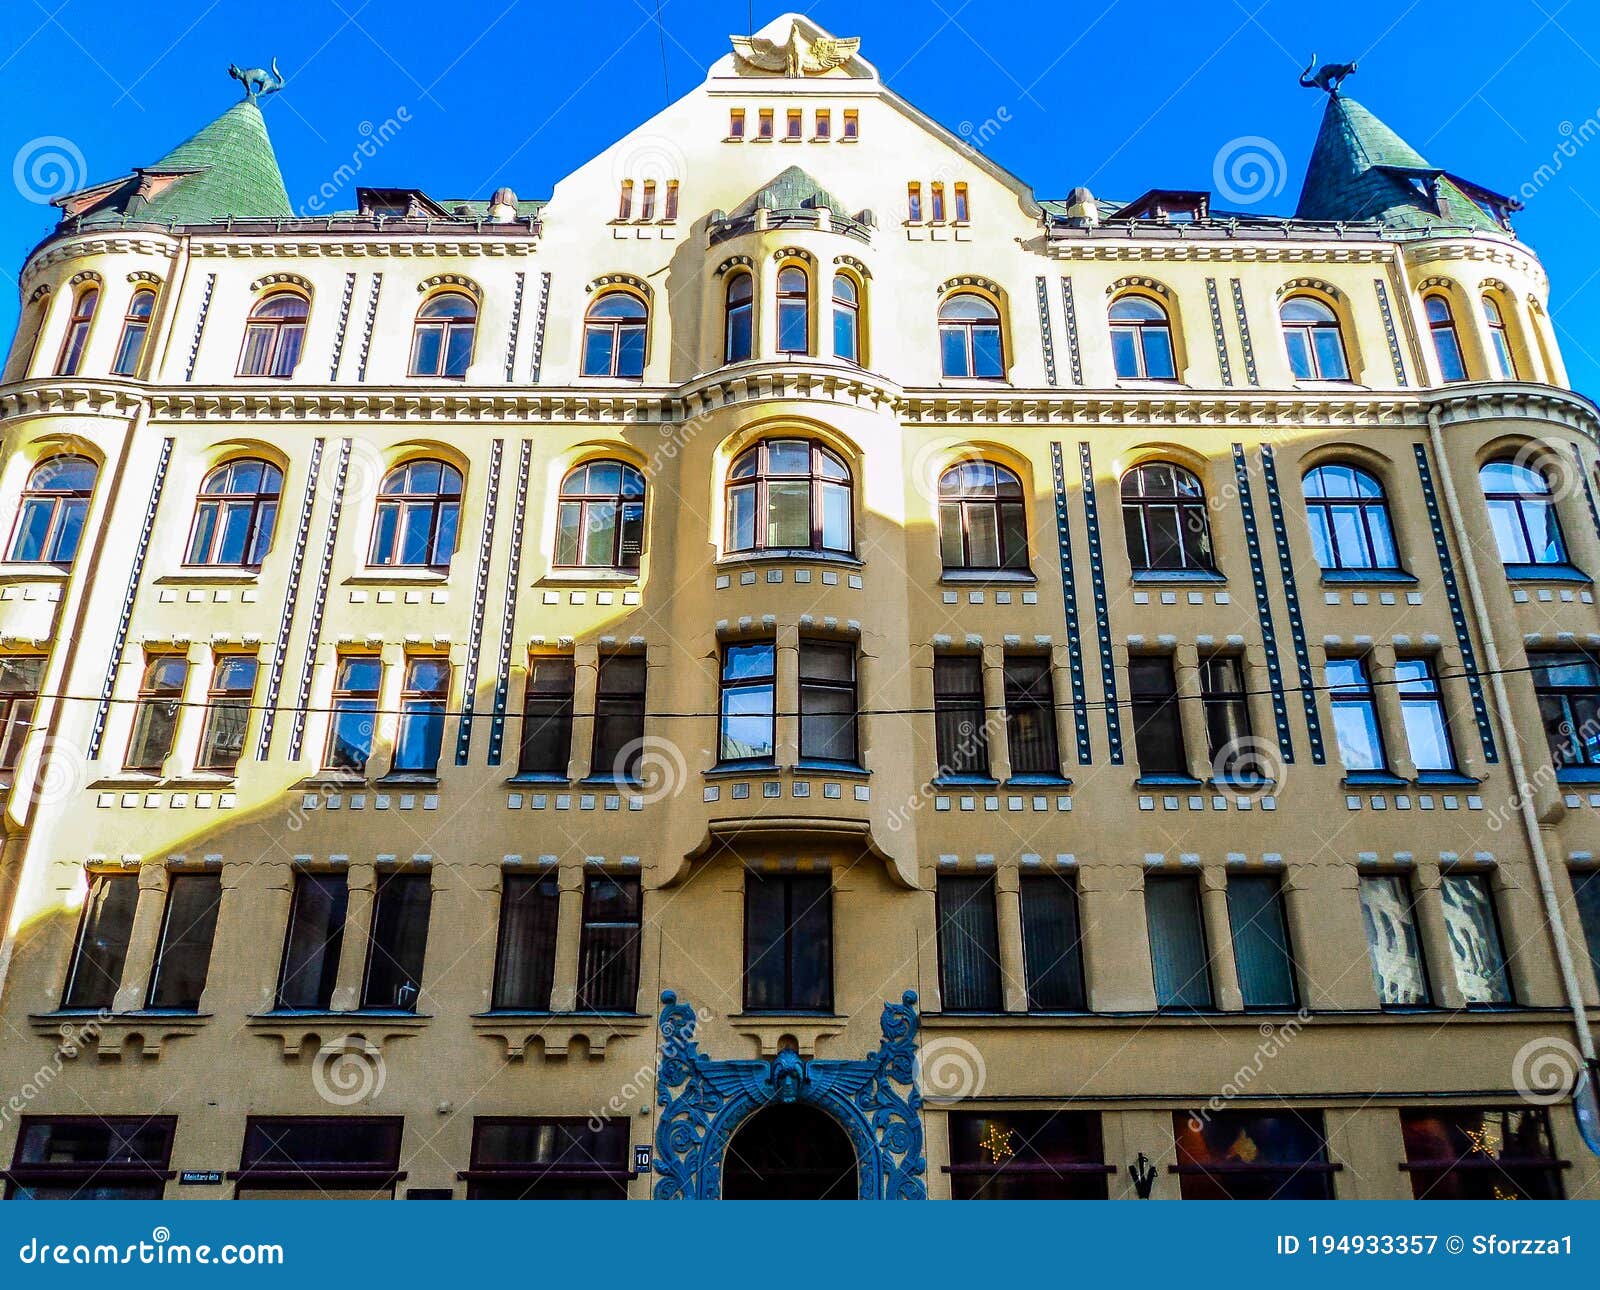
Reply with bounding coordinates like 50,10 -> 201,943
288,438 -> 351,762
1035,275 -> 1058,387
1050,442 -> 1092,762
1077,442 -> 1122,763
1206,277 -> 1234,387
1413,442 -> 1498,763
529,271 -> 552,383
1059,277 -> 1083,385
328,272 -> 356,381
488,439 -> 533,765
257,437 -> 324,759
1259,445 -> 1322,762
503,272 -> 525,382
356,273 -> 383,383
654,989 -> 925,1200
87,437 -> 173,759
183,275 -> 215,383
1229,278 -> 1258,386
1574,441 -> 1600,544
455,438 -> 504,765
1230,444 -> 1295,761
1374,280 -> 1408,386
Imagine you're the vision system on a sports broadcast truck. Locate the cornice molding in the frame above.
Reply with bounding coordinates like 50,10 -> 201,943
1401,237 -> 1548,291
1043,242 -> 1396,266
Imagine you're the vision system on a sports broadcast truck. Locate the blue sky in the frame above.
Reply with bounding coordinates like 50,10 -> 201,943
3,0 -> 1599,392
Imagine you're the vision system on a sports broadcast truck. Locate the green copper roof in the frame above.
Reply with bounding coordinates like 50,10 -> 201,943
1295,93 -> 1501,232
730,165 -> 849,220
70,99 -> 292,226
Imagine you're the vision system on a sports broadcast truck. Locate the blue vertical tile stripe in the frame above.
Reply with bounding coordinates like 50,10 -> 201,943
1573,441 -> 1600,543
1077,442 -> 1122,762
288,438 -> 352,762
529,272 -> 552,383
1050,442 -> 1091,762
489,439 -> 533,765
87,437 -> 173,759
1059,277 -> 1083,385
328,272 -> 356,381
1205,278 -> 1234,387
1258,445 -> 1322,762
1374,280 -> 1409,386
183,275 -> 216,382
1230,444 -> 1295,761
1034,276 -> 1058,387
504,272 -> 525,382
456,439 -> 504,765
1229,279 -> 1259,386
257,437 -> 324,759
1413,442 -> 1498,763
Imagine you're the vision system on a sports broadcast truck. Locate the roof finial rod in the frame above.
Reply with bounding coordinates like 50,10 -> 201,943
1298,53 -> 1356,97
228,58 -> 285,102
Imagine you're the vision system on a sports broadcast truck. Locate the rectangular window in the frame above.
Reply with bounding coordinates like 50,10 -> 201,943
197,655 -> 257,773
393,656 -> 449,774
757,108 -> 774,139
936,874 -> 1002,1012
275,871 -> 348,1011
786,108 -> 802,138
640,180 -> 656,221
238,1117 -> 403,1196
664,180 -> 679,221
1003,655 -> 1058,778
1395,657 -> 1457,772
124,654 -> 188,773
953,182 -> 969,221
1358,874 -> 1430,1007
799,640 -> 857,764
744,872 -> 832,1012
0,655 -> 44,771
8,1117 -> 176,1200
1401,1108 -> 1563,1199
1145,874 -> 1211,1009
842,109 -> 859,139
490,872 -> 560,1011
61,872 -> 139,1010
933,654 -> 988,778
814,109 -> 831,139
1572,869 -> 1600,990
947,1111 -> 1108,1199
518,656 -> 574,777
1020,873 -> 1086,1011
930,183 -> 946,222
1328,656 -> 1387,773
1174,1110 -> 1336,1199
1226,875 -> 1297,1009
719,641 -> 775,765
592,654 -> 646,781
576,874 -> 641,1012
1129,656 -> 1185,777
616,180 -> 633,221
729,108 -> 746,138
1440,872 -> 1513,1004
325,655 -> 381,774
1200,656 -> 1254,778
360,872 -> 431,1011
465,1118 -> 630,1199
907,182 -> 923,222
1531,652 -> 1600,771
146,873 -> 221,1011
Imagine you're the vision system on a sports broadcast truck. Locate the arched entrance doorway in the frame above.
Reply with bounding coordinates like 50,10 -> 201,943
721,1103 -> 858,1199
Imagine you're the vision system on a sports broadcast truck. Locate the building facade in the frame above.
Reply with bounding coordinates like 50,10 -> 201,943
1,15 -> 1599,1200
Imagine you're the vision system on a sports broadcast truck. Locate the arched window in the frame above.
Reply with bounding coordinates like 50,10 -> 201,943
237,292 -> 308,378
186,458 -> 284,567
555,460 -> 645,570
112,288 -> 157,377
581,292 -> 647,378
1120,463 -> 1215,573
725,439 -> 852,555
777,265 -> 809,355
939,293 -> 1004,379
1483,296 -> 1518,379
832,273 -> 860,363
369,459 -> 463,568
1279,295 -> 1349,381
55,286 -> 99,376
409,292 -> 477,378
8,455 -> 96,563
938,461 -> 1028,571
725,272 -> 754,363
1109,295 -> 1177,380
1425,295 -> 1466,383
1480,458 -> 1568,567
1302,464 -> 1400,572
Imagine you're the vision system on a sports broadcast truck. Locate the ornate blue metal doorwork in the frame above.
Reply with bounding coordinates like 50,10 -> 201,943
653,990 -> 926,1199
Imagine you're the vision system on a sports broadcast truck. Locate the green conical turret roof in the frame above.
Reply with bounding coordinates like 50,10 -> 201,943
1295,93 -> 1505,232
729,166 -> 850,220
